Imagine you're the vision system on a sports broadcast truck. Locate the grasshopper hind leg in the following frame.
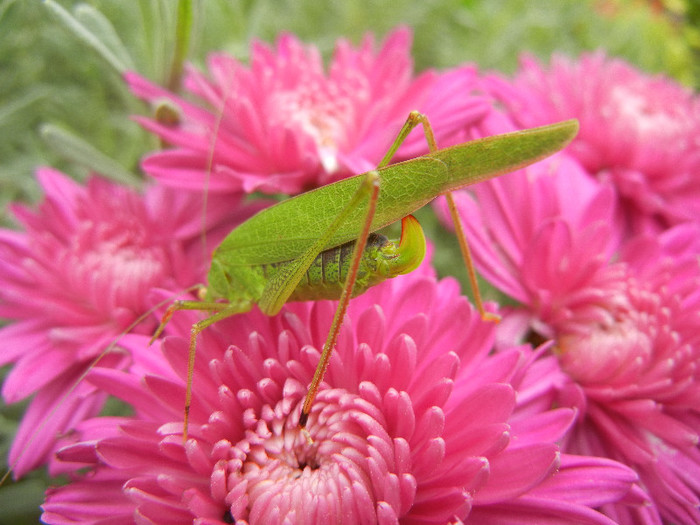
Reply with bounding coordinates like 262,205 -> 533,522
297,111 -> 500,434
390,111 -> 500,323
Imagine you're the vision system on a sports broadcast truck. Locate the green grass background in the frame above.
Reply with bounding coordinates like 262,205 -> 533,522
0,0 -> 695,522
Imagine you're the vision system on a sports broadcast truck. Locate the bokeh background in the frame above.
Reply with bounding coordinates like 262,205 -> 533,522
0,0 -> 697,522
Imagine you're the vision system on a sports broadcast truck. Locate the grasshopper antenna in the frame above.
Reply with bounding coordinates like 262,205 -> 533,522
199,65 -> 234,262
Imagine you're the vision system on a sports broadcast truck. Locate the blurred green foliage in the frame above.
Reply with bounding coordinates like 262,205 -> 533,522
0,0 -> 693,226
0,0 -> 695,522
664,0 -> 700,85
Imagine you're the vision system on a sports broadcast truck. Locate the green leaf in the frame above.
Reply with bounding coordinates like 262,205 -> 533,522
40,123 -> 141,186
42,0 -> 132,73
74,3 -> 136,71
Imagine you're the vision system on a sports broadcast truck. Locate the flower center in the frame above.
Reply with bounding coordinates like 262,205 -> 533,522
558,316 -> 653,385
555,269 -> 661,386
270,81 -> 360,173
237,401 -> 345,493
66,216 -> 169,322
606,83 -> 694,153
220,388 -> 395,523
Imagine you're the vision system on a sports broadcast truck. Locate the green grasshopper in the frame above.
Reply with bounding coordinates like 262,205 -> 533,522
152,111 -> 579,440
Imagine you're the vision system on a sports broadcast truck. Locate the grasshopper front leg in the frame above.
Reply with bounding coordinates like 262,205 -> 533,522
152,298 -> 253,442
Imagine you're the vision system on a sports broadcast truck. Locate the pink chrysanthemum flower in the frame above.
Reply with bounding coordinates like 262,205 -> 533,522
41,266 -> 638,524
0,168 -> 258,477
484,52 -> 700,232
436,152 -> 700,524
127,27 -> 491,195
